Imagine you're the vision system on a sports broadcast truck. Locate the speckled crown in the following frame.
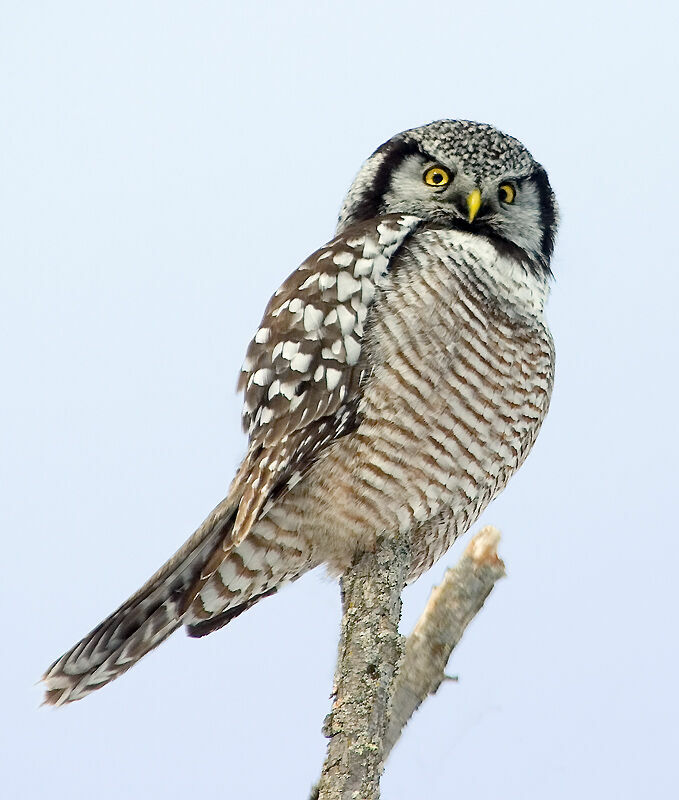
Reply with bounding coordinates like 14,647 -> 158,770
405,120 -> 536,178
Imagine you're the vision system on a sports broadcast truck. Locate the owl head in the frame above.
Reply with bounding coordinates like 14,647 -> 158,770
337,120 -> 558,274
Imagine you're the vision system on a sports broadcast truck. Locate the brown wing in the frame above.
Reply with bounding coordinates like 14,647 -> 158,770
232,213 -> 422,537
188,214 -> 422,598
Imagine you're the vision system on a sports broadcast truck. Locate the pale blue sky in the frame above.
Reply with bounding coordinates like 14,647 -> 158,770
2,2 -> 677,797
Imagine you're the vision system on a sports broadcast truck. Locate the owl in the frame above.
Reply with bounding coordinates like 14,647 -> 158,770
43,119 -> 558,705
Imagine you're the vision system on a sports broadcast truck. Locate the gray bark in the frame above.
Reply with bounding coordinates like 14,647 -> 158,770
316,532 -> 410,800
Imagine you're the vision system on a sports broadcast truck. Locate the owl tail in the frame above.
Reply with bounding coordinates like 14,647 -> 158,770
41,497 -> 237,706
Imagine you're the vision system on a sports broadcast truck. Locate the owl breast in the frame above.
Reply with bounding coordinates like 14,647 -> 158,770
258,227 -> 555,580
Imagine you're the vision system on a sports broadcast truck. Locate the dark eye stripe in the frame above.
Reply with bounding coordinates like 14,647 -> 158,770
533,167 -> 557,264
344,137 -> 428,224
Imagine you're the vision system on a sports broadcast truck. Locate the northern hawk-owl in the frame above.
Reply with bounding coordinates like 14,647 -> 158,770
43,119 -> 558,704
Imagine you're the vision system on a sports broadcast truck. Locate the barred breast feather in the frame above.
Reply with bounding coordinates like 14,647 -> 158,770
221,223 -> 555,584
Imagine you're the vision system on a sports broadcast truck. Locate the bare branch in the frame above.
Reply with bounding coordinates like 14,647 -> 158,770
316,532 -> 410,800
311,526 -> 505,798
384,526 -> 505,758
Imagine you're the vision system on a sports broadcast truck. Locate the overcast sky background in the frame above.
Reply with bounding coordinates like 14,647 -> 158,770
2,2 -> 677,797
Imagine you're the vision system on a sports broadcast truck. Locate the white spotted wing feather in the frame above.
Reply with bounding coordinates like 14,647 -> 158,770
230,214 -> 422,542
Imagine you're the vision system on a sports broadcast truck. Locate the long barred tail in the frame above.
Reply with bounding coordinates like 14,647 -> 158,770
42,498 -> 236,706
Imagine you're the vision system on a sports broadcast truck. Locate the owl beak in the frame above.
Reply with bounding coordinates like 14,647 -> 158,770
466,189 -> 482,223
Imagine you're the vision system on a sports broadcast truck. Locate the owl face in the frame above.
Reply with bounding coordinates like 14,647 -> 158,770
338,120 -> 558,274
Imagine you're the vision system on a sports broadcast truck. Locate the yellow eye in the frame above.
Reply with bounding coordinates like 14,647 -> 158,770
423,166 -> 450,187
498,183 -> 516,204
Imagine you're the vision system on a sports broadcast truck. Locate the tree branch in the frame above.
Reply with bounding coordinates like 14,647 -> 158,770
384,525 -> 505,758
316,531 -> 410,800
311,526 -> 505,798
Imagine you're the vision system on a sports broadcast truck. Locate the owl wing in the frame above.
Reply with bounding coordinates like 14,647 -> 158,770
183,214 -> 422,603
232,213 -> 423,546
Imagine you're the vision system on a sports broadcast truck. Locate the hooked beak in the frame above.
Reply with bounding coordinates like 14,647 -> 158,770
466,188 -> 482,223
